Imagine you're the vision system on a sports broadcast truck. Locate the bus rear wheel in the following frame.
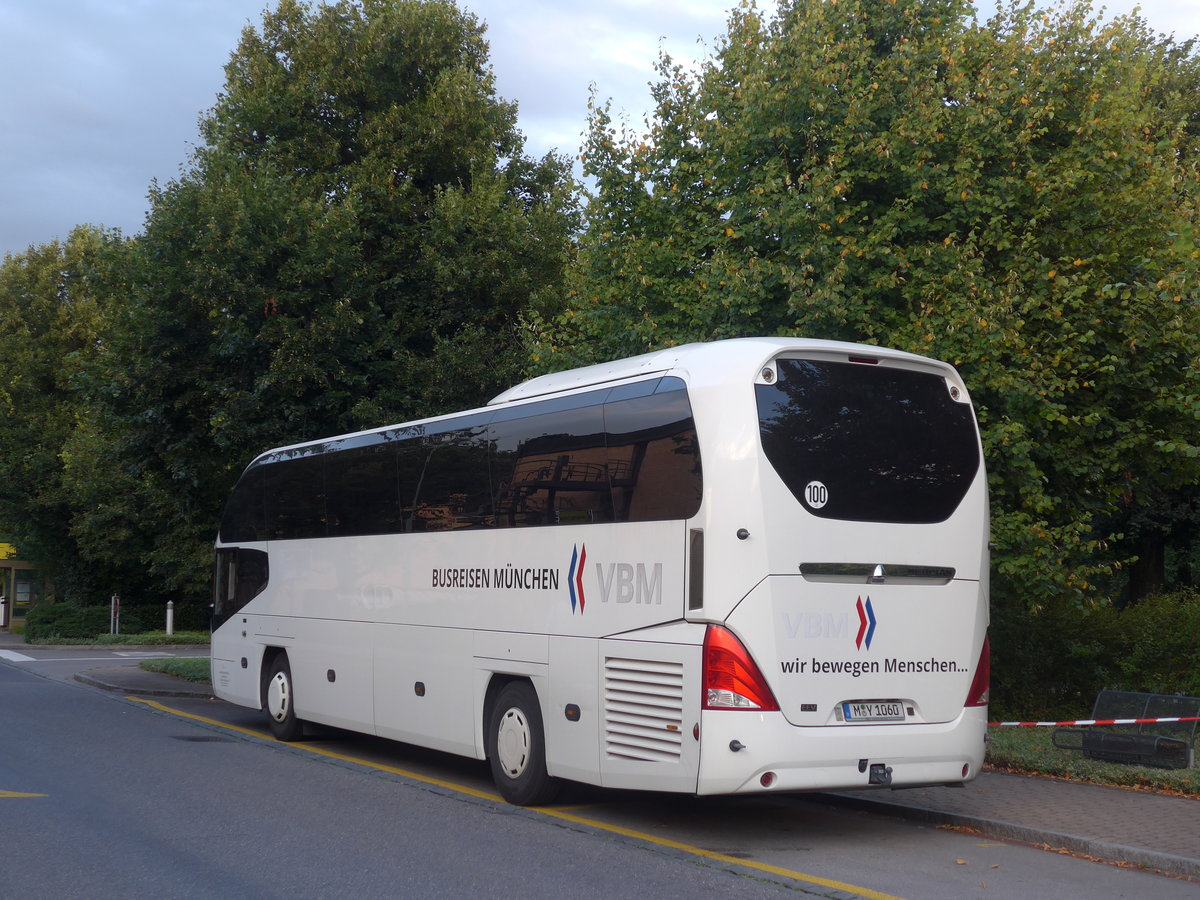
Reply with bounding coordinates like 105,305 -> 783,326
264,654 -> 304,742
487,682 -> 559,806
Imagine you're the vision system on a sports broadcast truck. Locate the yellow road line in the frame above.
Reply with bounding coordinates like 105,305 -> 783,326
537,806 -> 905,900
131,698 -> 270,740
1,790 -> 47,798
132,697 -> 905,900
129,697 -> 502,802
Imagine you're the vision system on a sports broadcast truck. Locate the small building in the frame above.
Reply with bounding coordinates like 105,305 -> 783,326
0,543 -> 49,630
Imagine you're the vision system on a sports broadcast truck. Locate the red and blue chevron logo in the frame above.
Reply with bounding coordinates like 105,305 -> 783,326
855,596 -> 877,650
568,544 -> 587,614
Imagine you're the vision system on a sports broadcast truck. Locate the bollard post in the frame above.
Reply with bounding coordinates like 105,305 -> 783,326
1,595 -> 7,630
166,600 -> 175,636
110,593 -> 120,635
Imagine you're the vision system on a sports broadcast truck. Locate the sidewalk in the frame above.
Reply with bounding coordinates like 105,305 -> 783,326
3,628 -> 1197,880
0,627 -> 212,698
74,663 -> 214,698
829,771 -> 1200,879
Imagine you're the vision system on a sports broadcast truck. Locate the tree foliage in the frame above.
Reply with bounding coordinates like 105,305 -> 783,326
0,227 -> 134,597
545,0 -> 1200,610
66,0 -> 578,603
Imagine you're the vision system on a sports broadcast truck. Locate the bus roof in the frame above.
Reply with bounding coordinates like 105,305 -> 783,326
251,337 -> 951,463
489,337 -> 942,405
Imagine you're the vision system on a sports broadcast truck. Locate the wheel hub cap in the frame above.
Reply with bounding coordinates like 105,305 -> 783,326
496,706 -> 530,778
267,671 -> 290,723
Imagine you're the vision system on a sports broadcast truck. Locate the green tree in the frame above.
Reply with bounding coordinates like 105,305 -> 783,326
548,0 -> 1200,611
0,227 -> 135,598
77,0 -> 578,603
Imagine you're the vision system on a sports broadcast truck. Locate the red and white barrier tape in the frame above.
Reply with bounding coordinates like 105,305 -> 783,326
989,716 -> 1200,727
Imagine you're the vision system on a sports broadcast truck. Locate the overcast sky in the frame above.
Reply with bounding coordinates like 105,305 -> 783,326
2,0 -> 1197,259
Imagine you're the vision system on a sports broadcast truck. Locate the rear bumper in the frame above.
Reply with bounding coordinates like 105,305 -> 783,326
696,704 -> 987,795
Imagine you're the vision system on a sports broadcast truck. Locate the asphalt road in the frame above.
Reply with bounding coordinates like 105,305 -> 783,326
2,652 -> 1196,899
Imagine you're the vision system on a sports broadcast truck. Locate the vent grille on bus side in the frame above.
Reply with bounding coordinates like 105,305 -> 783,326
603,657 -> 685,762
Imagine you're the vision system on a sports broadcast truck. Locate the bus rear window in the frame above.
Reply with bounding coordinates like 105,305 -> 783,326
756,359 -> 980,524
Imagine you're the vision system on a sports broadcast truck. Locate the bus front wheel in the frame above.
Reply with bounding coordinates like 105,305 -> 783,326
264,654 -> 304,742
487,681 -> 559,806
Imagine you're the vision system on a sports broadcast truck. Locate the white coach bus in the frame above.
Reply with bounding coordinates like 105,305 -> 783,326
211,337 -> 989,805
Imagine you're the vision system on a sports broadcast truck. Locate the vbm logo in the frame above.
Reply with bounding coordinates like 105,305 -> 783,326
783,596 -> 878,650
568,544 -> 663,614
784,612 -> 851,640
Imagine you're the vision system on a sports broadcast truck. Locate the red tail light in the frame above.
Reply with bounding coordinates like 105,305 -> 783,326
965,635 -> 990,707
702,624 -> 779,711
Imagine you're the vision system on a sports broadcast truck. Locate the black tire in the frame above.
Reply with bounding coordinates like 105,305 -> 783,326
487,681 -> 559,806
264,654 -> 304,742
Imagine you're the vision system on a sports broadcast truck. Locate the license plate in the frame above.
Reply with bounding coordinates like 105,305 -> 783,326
842,700 -> 905,722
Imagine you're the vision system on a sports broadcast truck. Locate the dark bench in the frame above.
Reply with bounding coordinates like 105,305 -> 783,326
1052,690 -> 1200,769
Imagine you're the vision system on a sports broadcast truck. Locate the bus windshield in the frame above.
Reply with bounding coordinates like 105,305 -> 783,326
756,358 -> 980,524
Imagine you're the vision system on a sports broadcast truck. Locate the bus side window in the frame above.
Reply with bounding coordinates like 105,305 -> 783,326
266,453 -> 327,540
219,464 -> 268,543
490,400 -> 613,527
402,427 -> 492,531
604,382 -> 702,522
326,442 -> 403,537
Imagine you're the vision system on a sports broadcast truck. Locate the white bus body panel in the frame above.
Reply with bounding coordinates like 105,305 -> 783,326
674,339 -> 986,625
696,706 -> 988,795
596,623 -> 704,793
210,614 -> 266,709
538,626 -> 706,792
730,576 -> 985,726
544,636 -> 601,783
213,521 -> 690,769
373,624 -> 478,756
